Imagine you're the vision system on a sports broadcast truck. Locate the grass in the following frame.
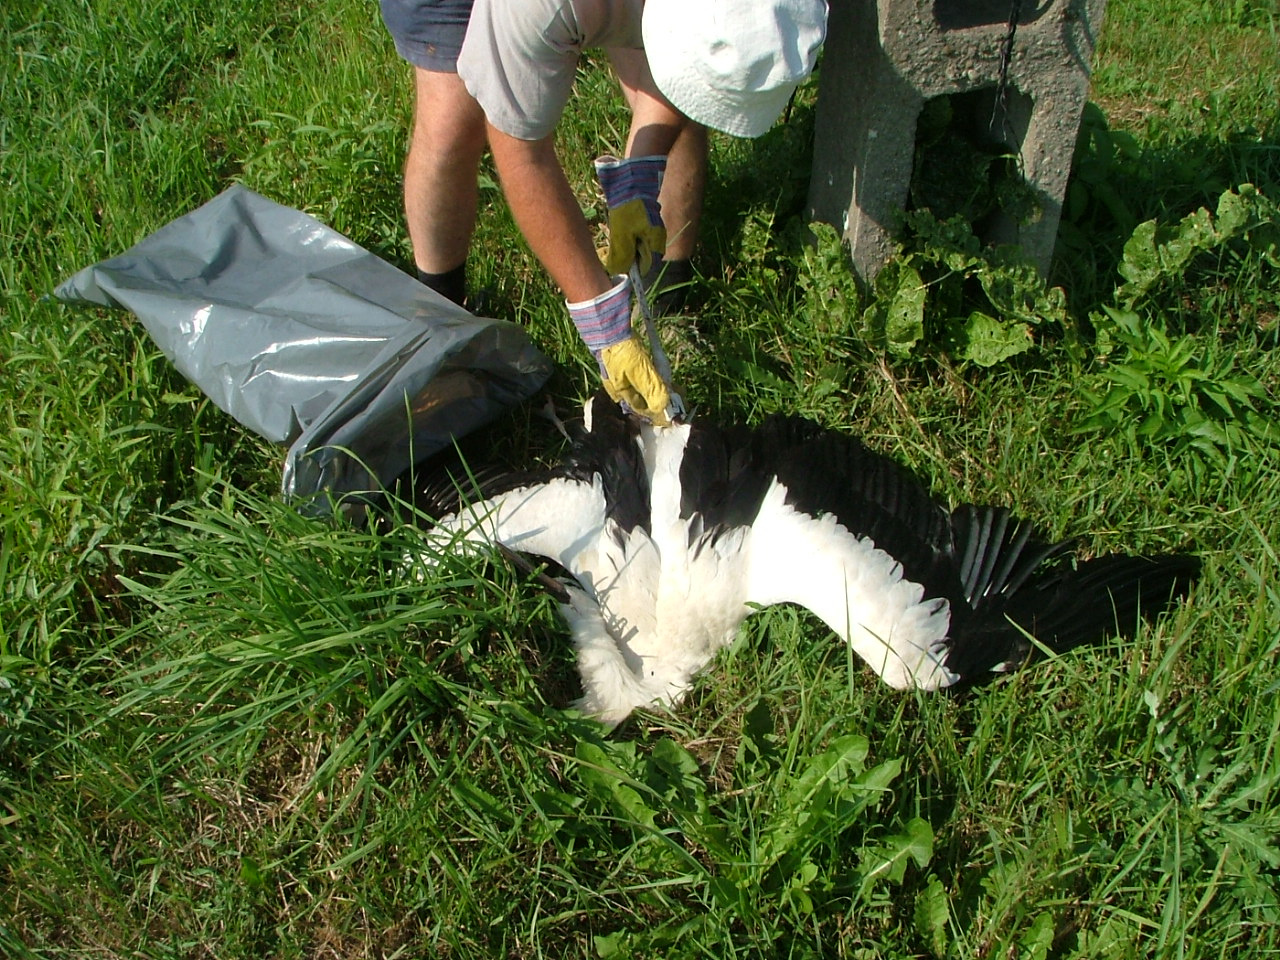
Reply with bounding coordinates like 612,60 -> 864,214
2,0 -> 1279,956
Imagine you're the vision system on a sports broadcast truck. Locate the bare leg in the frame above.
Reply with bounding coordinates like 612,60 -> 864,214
404,67 -> 487,276
649,121 -> 707,261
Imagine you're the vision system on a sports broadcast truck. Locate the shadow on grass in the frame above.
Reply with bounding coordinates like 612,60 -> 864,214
699,86 -> 1278,328
1053,103 -> 1279,317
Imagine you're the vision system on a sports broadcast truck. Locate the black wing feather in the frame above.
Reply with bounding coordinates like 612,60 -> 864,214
565,394 -> 650,535
679,410 -> 1198,685
408,393 -> 651,536
945,553 -> 1201,679
678,415 -> 831,534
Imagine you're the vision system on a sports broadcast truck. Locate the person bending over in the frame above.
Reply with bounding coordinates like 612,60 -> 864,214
381,0 -> 828,422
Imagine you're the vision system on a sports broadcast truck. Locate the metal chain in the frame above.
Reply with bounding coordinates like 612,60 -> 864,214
990,0 -> 1025,143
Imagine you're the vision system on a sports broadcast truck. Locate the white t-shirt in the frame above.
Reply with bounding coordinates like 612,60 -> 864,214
457,0 -> 645,140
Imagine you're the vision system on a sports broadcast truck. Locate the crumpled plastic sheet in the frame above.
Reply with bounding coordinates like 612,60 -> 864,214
54,184 -> 552,510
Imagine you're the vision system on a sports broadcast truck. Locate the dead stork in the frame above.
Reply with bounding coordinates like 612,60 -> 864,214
416,394 -> 1199,726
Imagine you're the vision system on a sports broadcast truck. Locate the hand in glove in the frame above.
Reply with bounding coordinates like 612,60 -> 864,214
569,274 -> 671,426
595,155 -> 666,277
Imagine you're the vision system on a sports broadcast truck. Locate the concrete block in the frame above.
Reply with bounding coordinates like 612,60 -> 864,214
807,0 -> 1107,281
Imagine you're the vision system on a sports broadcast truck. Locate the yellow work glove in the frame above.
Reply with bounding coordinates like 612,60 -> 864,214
568,274 -> 671,426
598,337 -> 672,427
595,155 -> 667,277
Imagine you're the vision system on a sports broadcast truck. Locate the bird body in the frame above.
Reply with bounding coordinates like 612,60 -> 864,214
421,394 -> 1198,726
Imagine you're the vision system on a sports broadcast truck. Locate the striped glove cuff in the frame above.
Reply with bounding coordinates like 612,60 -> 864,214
594,155 -> 665,225
568,274 -> 632,355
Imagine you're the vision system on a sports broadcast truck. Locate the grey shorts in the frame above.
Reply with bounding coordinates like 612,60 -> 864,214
379,0 -> 475,72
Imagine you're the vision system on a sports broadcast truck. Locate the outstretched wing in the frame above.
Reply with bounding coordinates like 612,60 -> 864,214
422,394 -> 653,591
675,418 -> 958,687
744,477 -> 957,688
431,474 -> 613,586
684,418 -> 1199,688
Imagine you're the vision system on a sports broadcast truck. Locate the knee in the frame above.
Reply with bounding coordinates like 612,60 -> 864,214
410,114 -> 487,170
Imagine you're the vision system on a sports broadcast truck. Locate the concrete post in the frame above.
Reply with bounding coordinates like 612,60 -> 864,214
807,0 -> 1107,281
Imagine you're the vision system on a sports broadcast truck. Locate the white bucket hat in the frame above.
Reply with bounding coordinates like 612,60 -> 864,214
642,0 -> 829,138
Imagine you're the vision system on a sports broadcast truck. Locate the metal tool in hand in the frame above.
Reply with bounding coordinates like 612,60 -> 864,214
629,263 -> 688,423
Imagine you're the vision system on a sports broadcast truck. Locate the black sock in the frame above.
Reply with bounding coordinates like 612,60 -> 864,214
644,258 -> 694,314
416,263 -> 467,307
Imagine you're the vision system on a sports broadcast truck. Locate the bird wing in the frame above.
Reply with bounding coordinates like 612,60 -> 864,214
743,477 -> 956,689
435,475 -> 612,589
665,417 -> 957,688
751,427 -> 1199,685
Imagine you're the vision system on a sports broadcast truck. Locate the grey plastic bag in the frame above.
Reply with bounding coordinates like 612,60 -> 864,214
54,184 -> 551,506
